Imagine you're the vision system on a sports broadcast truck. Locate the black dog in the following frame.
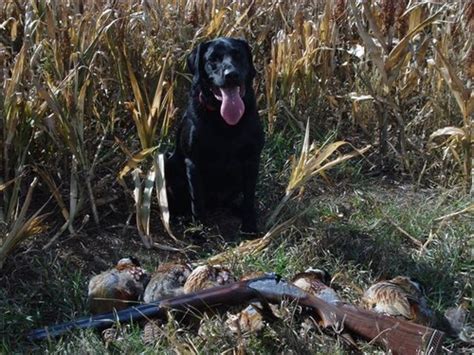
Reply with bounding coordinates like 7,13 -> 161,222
165,37 -> 264,234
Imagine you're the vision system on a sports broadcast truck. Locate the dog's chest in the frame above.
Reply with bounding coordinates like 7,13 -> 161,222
199,130 -> 252,166
198,137 -> 249,192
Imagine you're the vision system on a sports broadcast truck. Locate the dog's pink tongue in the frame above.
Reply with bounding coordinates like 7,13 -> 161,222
219,87 -> 244,125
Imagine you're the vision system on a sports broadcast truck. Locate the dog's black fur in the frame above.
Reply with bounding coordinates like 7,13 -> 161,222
165,38 -> 264,234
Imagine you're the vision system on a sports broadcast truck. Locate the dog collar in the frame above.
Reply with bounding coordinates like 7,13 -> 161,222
199,91 -> 217,111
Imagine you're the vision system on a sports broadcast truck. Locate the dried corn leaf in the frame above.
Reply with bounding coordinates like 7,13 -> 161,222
141,168 -> 156,237
118,146 -> 159,182
148,54 -> 169,130
132,169 -> 153,248
5,43 -> 27,100
126,56 -> 147,144
432,46 -> 471,118
429,127 -> 466,140
153,153 -> 177,242
68,158 -> 78,234
0,178 -> 48,269
348,93 -> 374,102
349,0 -> 387,84
205,8 -> 227,37
269,121 -> 371,225
0,176 -> 22,192
385,8 -> 443,83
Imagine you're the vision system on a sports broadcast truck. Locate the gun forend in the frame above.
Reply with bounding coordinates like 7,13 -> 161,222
28,274 -> 445,355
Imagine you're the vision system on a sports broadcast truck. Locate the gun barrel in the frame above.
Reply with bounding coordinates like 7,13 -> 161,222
27,303 -> 165,341
28,277 -> 263,341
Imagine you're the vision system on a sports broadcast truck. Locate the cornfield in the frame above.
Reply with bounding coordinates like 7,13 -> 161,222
1,0 -> 472,266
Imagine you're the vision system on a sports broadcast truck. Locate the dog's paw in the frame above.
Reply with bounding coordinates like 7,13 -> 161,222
240,223 -> 259,236
241,212 -> 259,235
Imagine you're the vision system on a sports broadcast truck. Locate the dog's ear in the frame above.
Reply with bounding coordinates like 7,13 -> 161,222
236,38 -> 256,79
187,44 -> 199,75
187,42 -> 208,76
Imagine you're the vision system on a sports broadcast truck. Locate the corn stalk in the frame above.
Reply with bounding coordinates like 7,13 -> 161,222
34,8 -> 119,238
118,49 -> 176,248
1,13 -> 47,266
350,0 -> 443,172
428,44 -> 473,193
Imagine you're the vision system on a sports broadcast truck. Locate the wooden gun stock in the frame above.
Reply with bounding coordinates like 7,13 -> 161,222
247,277 -> 445,355
325,303 -> 444,355
28,274 -> 444,354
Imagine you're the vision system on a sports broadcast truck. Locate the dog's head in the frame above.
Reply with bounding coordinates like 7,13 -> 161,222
187,37 -> 256,125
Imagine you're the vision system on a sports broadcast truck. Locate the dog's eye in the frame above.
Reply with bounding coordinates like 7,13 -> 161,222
206,62 -> 217,71
208,54 -> 220,63
230,50 -> 242,59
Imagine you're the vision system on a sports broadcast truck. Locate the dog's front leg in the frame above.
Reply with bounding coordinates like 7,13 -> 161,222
241,156 -> 260,234
184,157 -> 204,221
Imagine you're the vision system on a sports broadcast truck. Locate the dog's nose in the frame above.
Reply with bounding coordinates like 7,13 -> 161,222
224,69 -> 239,83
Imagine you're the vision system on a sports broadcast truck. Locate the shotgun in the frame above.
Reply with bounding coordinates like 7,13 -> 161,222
28,274 -> 444,354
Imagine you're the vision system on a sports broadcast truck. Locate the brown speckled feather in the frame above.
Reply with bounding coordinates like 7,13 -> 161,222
142,262 -> 193,345
87,257 -> 149,314
226,272 -> 271,334
143,262 -> 192,303
291,268 -> 341,305
183,265 -> 235,293
362,276 -> 433,325
227,304 -> 268,334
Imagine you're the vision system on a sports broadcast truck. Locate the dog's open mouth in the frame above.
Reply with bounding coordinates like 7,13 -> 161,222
212,85 -> 246,125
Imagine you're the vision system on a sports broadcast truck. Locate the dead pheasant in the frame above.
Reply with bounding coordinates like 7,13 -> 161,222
144,262 -> 193,302
87,257 -> 149,315
362,276 -> 434,326
142,262 -> 192,344
291,268 -> 341,305
226,272 -> 274,335
182,265 -> 237,337
183,264 -> 236,293
291,268 -> 358,349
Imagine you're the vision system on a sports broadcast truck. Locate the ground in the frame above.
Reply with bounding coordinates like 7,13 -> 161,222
1,155 -> 472,353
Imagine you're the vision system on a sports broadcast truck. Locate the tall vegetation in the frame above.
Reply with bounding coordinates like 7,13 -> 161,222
1,0 -> 472,266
